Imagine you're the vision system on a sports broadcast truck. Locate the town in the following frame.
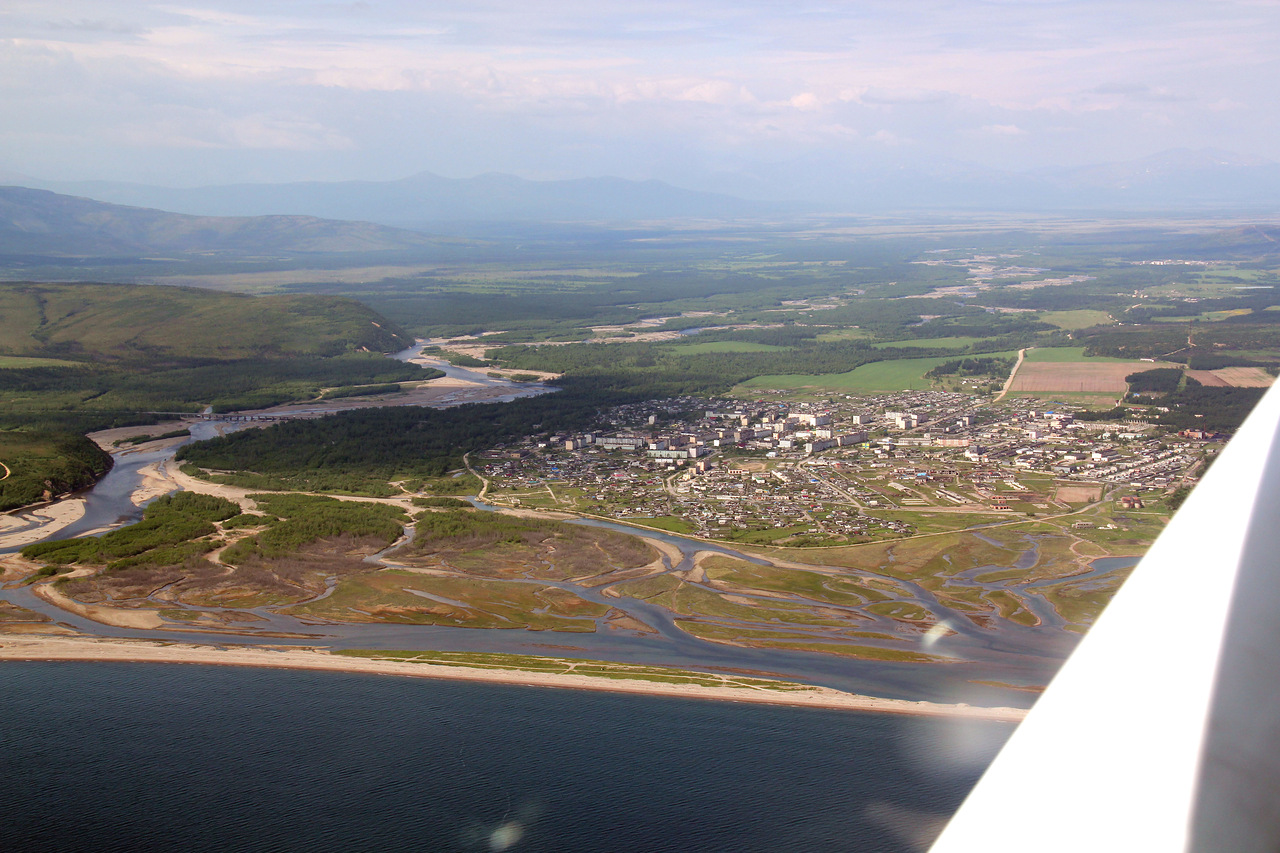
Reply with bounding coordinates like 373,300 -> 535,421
475,390 -> 1214,545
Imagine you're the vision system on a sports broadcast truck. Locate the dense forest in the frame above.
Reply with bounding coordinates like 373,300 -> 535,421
1153,384 -> 1268,432
0,430 -> 113,511
1125,368 -> 1184,395
177,383 -> 635,493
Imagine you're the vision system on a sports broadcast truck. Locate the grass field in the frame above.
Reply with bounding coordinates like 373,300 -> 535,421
737,351 -> 1018,393
1151,309 -> 1253,323
1036,310 -> 1113,330
1023,347 -> 1133,363
813,328 -> 873,342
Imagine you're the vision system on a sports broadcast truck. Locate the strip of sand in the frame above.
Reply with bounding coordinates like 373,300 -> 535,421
31,583 -> 165,629
0,635 -> 1027,722
0,499 -> 88,550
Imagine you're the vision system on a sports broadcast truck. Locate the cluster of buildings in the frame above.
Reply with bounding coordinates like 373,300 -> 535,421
474,391 -> 1215,543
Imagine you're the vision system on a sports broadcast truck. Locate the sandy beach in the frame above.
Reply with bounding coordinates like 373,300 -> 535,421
0,635 -> 1028,722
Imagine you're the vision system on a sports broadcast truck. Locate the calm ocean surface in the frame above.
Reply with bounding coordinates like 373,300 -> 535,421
2,662 -> 1012,853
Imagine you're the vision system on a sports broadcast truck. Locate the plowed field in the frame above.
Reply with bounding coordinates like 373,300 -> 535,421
1010,361 -> 1162,394
1185,367 -> 1273,388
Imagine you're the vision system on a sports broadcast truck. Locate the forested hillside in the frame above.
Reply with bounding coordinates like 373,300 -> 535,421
0,282 -> 412,361
0,282 -> 436,433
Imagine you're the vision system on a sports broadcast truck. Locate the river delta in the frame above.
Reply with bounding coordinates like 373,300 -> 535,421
0,346 -> 1139,714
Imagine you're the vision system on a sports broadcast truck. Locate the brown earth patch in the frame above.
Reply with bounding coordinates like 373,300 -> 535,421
1207,367 -> 1273,387
1185,370 -> 1229,387
1055,485 -> 1103,503
1010,361 -> 1174,394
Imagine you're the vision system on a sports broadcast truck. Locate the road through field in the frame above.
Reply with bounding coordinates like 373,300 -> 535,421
993,348 -> 1027,402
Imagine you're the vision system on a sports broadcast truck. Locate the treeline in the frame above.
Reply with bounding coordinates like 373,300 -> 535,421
1126,368 -> 1184,395
1152,384 -> 1268,432
926,357 -> 1015,379
1077,383 -> 1267,432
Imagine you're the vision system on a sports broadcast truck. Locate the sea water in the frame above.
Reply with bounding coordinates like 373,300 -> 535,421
3,662 -> 1011,853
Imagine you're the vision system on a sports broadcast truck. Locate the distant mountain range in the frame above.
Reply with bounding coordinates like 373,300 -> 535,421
0,149 -> 1276,250
7,172 -> 771,229
0,186 -> 437,256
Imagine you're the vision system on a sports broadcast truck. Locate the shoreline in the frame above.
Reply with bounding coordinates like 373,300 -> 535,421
0,635 -> 1028,722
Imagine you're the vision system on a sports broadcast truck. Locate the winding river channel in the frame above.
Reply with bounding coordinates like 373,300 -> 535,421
0,343 -> 1130,708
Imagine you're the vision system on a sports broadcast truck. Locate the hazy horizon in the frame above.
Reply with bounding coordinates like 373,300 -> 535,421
2,0 -> 1278,204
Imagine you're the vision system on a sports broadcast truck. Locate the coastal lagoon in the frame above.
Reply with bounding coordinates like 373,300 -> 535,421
4,661 -> 1012,853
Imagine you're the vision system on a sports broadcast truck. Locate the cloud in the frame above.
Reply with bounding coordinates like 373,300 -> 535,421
43,18 -> 142,35
113,110 -> 354,151
860,87 -> 949,106
1,0 -> 1278,183
978,124 -> 1026,136
868,129 -> 910,146
789,92 -> 821,111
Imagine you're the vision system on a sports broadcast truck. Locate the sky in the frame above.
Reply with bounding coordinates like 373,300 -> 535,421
1,0 -> 1278,194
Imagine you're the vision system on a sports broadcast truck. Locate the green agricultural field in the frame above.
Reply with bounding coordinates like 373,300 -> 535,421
813,328 -> 873,342
1023,346 -> 1136,363
1151,309 -> 1253,323
1036,310 -> 1113,330
737,351 -> 1018,393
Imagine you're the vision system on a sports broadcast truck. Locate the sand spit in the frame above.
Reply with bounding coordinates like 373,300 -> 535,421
31,584 -> 165,629
0,636 -> 1027,722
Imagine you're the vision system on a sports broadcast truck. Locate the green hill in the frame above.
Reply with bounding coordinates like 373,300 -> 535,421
0,282 -> 435,435
0,282 -> 413,361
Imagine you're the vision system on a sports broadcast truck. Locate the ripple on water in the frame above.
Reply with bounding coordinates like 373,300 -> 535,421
1,661 -> 1012,853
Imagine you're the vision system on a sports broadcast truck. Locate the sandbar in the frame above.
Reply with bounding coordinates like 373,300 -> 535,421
0,499 -> 88,550
0,635 -> 1028,722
